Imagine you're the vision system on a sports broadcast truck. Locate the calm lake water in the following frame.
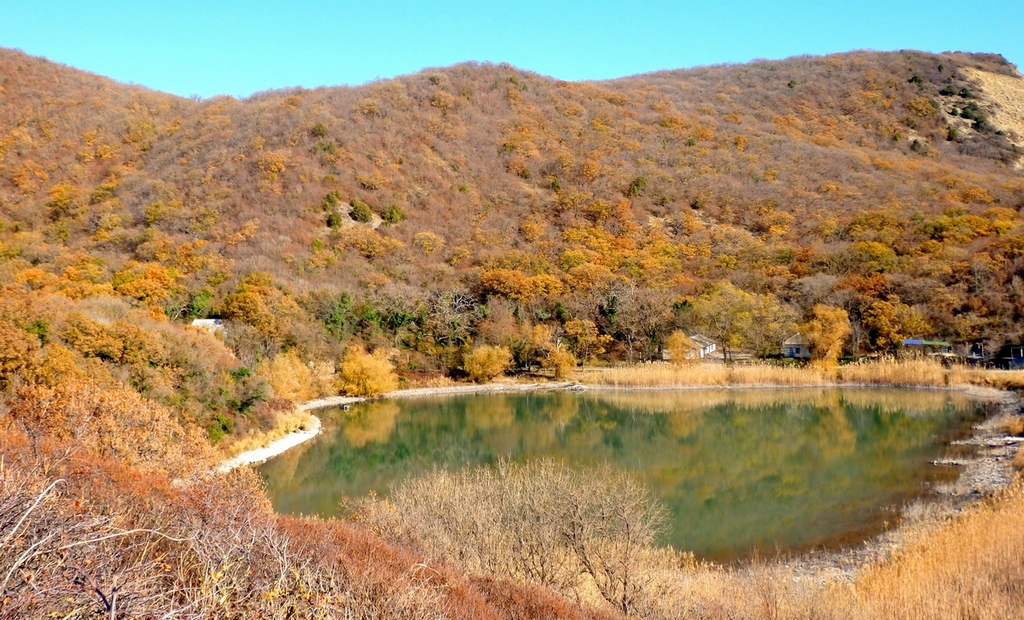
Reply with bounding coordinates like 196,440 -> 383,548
259,388 -> 995,560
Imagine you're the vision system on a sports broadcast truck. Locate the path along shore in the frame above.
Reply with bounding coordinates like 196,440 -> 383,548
216,382 -> 577,472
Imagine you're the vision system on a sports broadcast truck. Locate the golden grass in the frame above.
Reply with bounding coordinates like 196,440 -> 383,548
850,483 -> 1024,620
633,481 -> 1024,620
579,358 -> 1024,391
400,373 -> 461,389
947,367 -> 1024,390
1000,417 -> 1024,437
221,408 -> 316,457
837,358 -> 948,386
577,361 -> 834,388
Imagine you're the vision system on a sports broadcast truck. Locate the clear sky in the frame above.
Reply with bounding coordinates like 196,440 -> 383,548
2,1 -> 1022,99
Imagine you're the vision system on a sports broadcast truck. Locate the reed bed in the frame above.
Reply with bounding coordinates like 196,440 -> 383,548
849,482 -> 1024,620
580,358 -> 1024,391
577,362 -> 834,388
836,358 -> 948,386
627,481 -> 1024,620
947,367 -> 1024,390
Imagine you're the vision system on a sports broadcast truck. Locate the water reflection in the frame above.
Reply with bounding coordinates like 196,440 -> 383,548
259,388 -> 994,560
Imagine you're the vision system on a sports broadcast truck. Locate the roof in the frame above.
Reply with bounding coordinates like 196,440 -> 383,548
783,333 -> 809,346
191,319 -> 225,331
689,334 -> 716,347
902,339 -> 950,347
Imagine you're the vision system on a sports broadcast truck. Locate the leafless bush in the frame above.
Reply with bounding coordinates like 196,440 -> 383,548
358,459 -> 671,615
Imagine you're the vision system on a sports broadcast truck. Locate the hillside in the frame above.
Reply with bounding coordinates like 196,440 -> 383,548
2,50 -> 1023,368
0,46 -> 1022,401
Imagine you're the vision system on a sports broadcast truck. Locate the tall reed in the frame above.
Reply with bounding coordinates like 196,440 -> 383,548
580,358 -> 1024,390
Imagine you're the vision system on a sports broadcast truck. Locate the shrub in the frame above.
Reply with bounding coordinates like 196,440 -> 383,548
321,190 -> 342,210
464,345 -> 512,383
255,350 -> 316,402
627,176 -> 647,197
540,344 -> 576,379
338,346 -> 398,396
349,198 -> 374,223
360,460 -> 668,615
381,203 -> 405,225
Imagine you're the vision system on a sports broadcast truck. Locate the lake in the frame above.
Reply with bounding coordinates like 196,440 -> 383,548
258,388 -> 995,561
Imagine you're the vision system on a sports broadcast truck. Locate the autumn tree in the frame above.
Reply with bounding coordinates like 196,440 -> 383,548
0,320 -> 40,389
529,325 -> 577,379
338,346 -> 398,396
691,281 -> 796,360
862,298 -> 931,352
563,319 -> 612,365
605,285 -> 677,362
664,330 -> 698,364
463,344 -> 513,383
800,305 -> 851,365
256,350 -> 318,402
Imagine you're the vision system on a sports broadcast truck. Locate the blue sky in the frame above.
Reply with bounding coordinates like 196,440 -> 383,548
2,1 -> 1022,99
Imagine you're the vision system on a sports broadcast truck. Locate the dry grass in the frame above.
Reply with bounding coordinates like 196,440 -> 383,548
625,481 -> 1024,620
947,367 -> 1024,390
836,358 -> 948,386
400,373 -> 461,389
577,362 -> 835,388
221,408 -> 316,457
580,358 -> 1024,392
849,482 -> 1024,620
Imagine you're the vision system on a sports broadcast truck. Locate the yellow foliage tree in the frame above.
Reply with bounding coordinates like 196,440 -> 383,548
563,319 -> 612,364
464,345 -> 512,383
256,350 -> 316,402
338,346 -> 398,396
541,345 -> 577,379
28,343 -> 87,388
0,320 -> 40,389
800,305 -> 852,365
530,326 -> 577,379
664,331 -> 699,365
479,268 -> 535,303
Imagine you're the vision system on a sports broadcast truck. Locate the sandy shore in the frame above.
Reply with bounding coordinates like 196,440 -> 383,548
216,414 -> 323,473
217,382 -> 579,472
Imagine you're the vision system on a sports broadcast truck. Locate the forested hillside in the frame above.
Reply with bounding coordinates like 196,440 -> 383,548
0,47 -> 1019,366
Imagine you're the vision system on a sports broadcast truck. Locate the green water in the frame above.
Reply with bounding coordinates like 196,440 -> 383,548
258,388 -> 994,560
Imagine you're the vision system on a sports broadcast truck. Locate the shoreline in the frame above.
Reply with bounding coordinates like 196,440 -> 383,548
219,380 -> 1018,478
218,380 -> 1022,575
217,382 -> 578,472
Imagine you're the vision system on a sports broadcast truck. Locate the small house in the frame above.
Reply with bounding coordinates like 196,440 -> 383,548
965,343 -> 987,366
662,333 -> 718,361
993,343 -> 1024,370
690,334 -> 717,359
191,318 -> 225,334
782,333 -> 811,359
901,339 -> 952,357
